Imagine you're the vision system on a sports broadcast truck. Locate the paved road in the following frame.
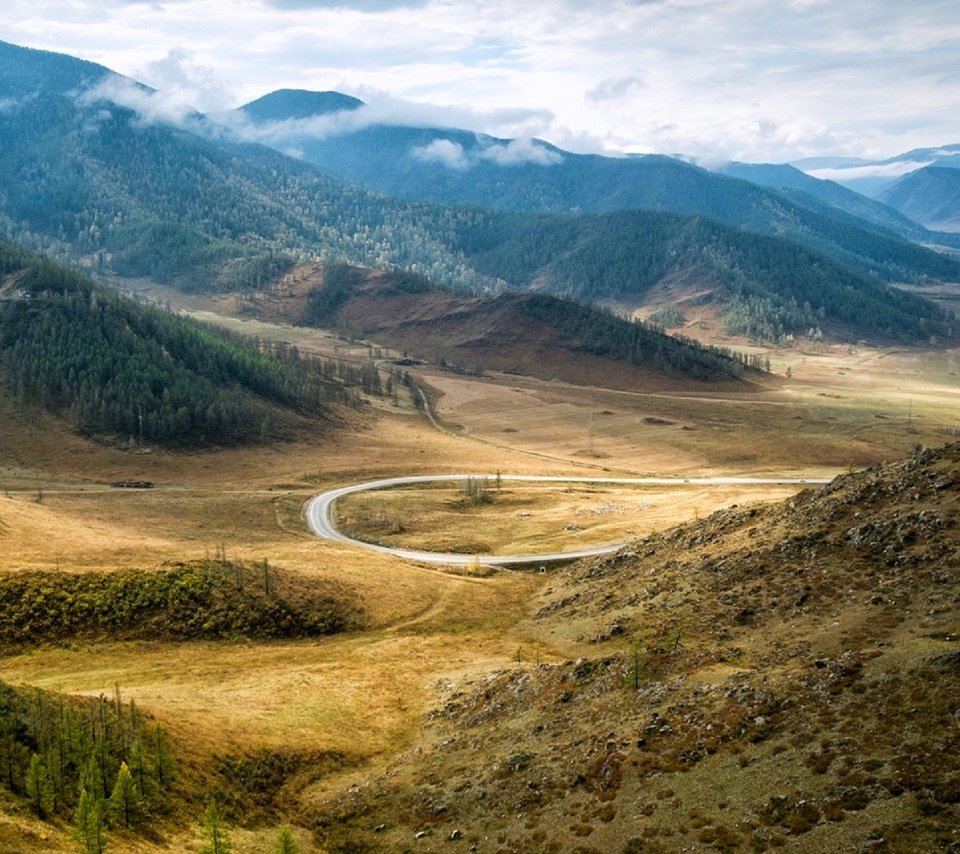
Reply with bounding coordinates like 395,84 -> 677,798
304,473 -> 829,567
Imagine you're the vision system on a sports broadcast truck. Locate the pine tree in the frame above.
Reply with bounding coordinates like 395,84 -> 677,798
200,800 -> 232,854
73,787 -> 106,854
275,826 -> 300,854
24,753 -> 52,818
108,761 -> 141,828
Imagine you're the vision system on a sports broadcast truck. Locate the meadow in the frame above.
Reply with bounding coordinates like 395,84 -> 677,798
2,293 -> 959,851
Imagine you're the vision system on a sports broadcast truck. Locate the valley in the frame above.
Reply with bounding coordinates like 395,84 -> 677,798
0,34 -> 958,854
2,280 -> 959,851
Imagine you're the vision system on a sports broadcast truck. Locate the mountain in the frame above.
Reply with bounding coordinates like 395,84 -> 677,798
240,88 -> 362,123
0,240 -> 350,446
308,442 -> 960,851
793,143 -> 960,197
237,89 -> 960,283
0,38 -> 111,96
877,166 -> 960,233
0,39 -> 955,347
717,161 -> 936,243
440,208 -> 955,343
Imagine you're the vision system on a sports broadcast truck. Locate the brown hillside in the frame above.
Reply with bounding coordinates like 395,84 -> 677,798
305,443 -> 960,852
295,267 -> 763,394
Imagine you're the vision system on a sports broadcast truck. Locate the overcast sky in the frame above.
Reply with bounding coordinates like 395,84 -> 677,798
3,0 -> 960,163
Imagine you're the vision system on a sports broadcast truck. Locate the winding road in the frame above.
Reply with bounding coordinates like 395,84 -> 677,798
304,473 -> 829,566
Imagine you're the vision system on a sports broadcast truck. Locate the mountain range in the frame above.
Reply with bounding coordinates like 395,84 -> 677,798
0,39 -> 958,348
238,88 -> 960,245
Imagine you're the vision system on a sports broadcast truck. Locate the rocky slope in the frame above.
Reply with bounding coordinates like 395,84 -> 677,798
304,443 -> 960,852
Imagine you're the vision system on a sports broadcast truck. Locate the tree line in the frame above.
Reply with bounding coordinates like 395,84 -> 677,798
0,241 -> 357,446
0,680 -> 173,852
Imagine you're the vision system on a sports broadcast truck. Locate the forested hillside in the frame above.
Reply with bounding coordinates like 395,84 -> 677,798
0,242 -> 349,445
239,89 -> 960,276
445,210 -> 955,343
878,166 -> 960,232
718,161 -> 938,243
0,39 -> 956,346
301,264 -> 765,386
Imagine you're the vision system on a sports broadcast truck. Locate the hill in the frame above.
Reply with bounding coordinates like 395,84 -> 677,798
238,89 -> 960,282
878,166 -> 960,233
240,88 -> 362,123
306,442 -> 960,852
296,264 -> 765,389
0,241 -> 351,446
440,209 -> 955,344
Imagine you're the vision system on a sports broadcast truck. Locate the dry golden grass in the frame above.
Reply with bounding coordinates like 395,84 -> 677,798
336,481 -> 800,556
3,296 -> 960,851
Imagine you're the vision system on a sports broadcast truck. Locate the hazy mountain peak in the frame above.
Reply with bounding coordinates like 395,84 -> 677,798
0,38 -> 113,99
240,88 -> 364,123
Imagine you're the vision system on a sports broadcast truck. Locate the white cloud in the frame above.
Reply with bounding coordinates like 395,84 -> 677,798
805,160 -> 936,183
2,0 -> 960,161
134,48 -> 237,114
78,74 -> 205,129
411,139 -> 469,170
476,137 -> 562,166
265,0 -> 427,9
409,136 -> 562,170
585,76 -> 645,103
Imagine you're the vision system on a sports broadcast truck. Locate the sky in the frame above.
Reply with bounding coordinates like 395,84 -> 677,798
2,0 -> 960,164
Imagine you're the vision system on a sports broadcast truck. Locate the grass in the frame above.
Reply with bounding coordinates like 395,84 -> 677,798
335,481 -> 801,556
2,292 -> 960,851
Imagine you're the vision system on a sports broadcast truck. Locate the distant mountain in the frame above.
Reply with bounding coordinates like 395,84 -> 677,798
717,162 -> 935,243
877,166 -> 960,233
0,39 -> 955,346
237,89 -> 960,283
793,144 -> 960,197
240,88 -> 362,123
0,38 -> 112,96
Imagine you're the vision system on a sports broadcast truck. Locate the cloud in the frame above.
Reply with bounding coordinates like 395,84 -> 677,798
227,89 -> 557,146
266,0 -> 427,8
134,48 -> 236,114
476,137 -> 562,166
585,76 -> 645,103
77,74 -> 205,129
804,160 -> 935,183
5,0 -> 960,162
410,136 -> 562,170
412,139 -> 469,170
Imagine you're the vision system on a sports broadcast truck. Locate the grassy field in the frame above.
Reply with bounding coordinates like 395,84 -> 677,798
2,291 -> 960,851
335,480 -> 802,556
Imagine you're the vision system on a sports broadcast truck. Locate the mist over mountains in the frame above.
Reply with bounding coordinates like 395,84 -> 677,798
1,38 -> 958,347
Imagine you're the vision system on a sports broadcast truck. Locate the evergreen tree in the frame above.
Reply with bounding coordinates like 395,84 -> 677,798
73,787 -> 106,854
275,826 -> 300,854
200,799 -> 232,854
24,753 -> 53,818
108,762 -> 140,828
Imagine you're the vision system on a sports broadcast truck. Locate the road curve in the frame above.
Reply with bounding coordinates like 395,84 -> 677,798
304,473 -> 829,567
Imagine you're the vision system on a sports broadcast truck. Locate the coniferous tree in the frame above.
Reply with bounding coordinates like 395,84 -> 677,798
200,800 -> 232,854
108,761 -> 141,828
73,787 -> 106,854
24,753 -> 53,818
275,826 -> 300,854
